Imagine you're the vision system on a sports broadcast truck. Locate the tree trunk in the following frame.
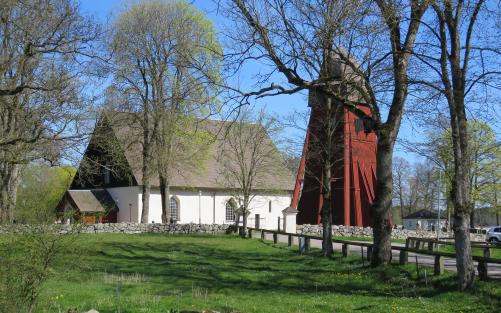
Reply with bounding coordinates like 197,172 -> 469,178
453,210 -> 475,289
449,79 -> 475,290
371,134 -> 394,266
160,175 -> 170,224
241,196 -> 249,237
0,163 -> 20,224
321,199 -> 333,257
451,138 -> 475,289
141,182 -> 151,223
321,160 -> 333,257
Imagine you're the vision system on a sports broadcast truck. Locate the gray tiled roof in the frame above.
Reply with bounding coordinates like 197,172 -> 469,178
403,209 -> 444,219
105,112 -> 295,191
67,189 -> 119,213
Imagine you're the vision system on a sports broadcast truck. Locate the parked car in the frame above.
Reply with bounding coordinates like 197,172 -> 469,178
486,226 -> 501,243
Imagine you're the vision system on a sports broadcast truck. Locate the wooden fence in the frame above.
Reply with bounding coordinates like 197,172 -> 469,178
247,227 -> 501,281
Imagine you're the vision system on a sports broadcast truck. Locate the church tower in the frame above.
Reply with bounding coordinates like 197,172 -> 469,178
291,54 -> 377,227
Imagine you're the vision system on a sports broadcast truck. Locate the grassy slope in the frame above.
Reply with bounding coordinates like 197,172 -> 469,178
37,234 -> 500,313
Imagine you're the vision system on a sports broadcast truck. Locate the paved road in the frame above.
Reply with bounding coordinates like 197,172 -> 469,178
258,232 -> 501,280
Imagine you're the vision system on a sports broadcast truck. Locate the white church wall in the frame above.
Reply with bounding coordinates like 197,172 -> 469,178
134,188 -> 291,228
107,186 -> 140,223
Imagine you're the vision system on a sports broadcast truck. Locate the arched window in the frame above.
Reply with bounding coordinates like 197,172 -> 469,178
226,199 -> 236,221
169,196 -> 180,221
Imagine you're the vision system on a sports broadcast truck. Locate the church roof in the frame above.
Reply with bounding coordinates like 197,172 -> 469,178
66,189 -> 119,213
403,209 -> 444,220
80,112 -> 294,192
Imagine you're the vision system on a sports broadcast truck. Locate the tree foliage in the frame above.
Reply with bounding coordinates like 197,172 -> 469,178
108,0 -> 222,223
222,0 -> 430,264
0,0 -> 101,223
217,107 -> 285,236
15,165 -> 76,224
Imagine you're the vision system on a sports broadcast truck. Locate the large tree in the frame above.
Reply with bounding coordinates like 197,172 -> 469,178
0,0 -> 100,223
411,0 -> 500,289
15,165 -> 76,224
222,0 -> 429,263
109,0 -> 221,223
403,121 -> 500,228
217,107 -> 286,237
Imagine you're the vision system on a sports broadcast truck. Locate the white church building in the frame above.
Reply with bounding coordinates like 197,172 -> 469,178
58,113 -> 294,230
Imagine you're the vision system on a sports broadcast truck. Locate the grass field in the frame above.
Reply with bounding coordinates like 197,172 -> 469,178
438,244 -> 501,258
31,234 -> 501,313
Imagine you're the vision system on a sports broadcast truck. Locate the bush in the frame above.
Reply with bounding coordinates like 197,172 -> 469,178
0,224 -> 81,313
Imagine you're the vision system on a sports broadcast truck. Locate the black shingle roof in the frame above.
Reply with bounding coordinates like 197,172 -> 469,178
403,209 -> 444,219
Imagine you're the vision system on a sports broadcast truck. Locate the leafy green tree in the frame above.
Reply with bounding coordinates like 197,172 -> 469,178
0,0 -> 100,223
109,0 -> 221,223
436,122 -> 499,228
404,121 -> 500,228
15,165 -> 76,223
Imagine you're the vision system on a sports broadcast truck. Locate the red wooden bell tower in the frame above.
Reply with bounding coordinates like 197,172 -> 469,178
291,91 -> 377,227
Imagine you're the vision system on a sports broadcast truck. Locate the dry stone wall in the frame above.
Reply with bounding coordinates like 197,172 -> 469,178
79,223 -> 232,234
0,223 -> 232,235
297,224 -> 450,240
0,223 -> 486,241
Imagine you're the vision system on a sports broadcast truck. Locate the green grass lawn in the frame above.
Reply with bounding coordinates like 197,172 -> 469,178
31,234 -> 501,313
332,235 -> 407,244
437,244 -> 501,258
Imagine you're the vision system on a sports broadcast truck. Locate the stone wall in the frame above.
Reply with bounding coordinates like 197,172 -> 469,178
79,223 -> 232,234
0,223 -> 232,235
297,224 -> 449,240
0,222 -> 486,241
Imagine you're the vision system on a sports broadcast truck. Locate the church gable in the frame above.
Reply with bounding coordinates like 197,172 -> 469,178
70,116 -> 137,189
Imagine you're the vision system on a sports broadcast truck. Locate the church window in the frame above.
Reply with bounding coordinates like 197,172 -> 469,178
226,199 -> 236,221
169,196 -> 180,221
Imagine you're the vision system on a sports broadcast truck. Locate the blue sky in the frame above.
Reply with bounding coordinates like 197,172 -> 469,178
79,0 -> 436,163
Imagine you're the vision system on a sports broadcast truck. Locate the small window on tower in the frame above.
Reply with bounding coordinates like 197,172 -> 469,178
269,200 -> 272,213
355,118 -> 364,132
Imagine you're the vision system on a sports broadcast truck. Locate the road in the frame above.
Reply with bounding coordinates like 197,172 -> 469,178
259,232 -> 501,280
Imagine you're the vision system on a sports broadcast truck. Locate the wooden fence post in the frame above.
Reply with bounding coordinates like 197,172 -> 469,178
367,246 -> 373,261
427,241 -> 434,252
248,228 -> 252,238
298,237 -> 305,254
399,250 -> 408,265
273,232 -> 278,244
478,247 -> 491,281
342,244 -> 349,257
305,237 -> 310,251
288,234 -> 293,246
415,239 -> 420,249
260,230 -> 265,240
434,255 -> 444,275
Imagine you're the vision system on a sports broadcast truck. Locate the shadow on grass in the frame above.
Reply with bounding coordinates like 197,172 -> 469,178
70,234 -> 501,309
